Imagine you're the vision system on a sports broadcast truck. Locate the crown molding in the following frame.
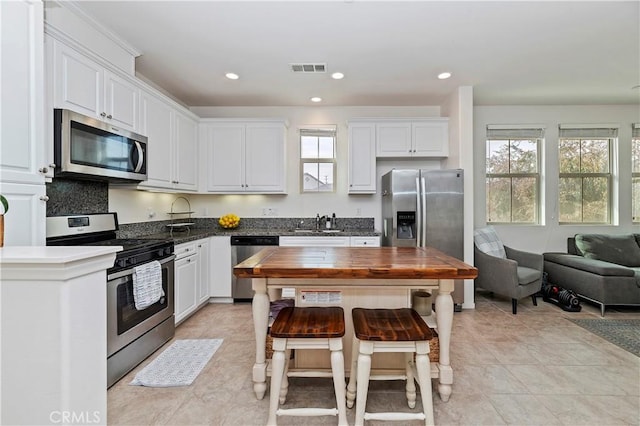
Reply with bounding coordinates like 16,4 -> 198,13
47,0 -> 141,57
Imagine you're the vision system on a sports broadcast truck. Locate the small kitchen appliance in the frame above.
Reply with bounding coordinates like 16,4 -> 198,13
46,213 -> 174,387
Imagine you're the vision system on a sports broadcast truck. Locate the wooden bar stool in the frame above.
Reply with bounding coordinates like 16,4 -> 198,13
346,308 -> 435,426
267,306 -> 348,426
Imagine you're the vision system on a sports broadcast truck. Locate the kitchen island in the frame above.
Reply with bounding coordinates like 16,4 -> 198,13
233,246 -> 477,402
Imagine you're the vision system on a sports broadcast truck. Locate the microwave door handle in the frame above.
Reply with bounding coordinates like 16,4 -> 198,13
133,141 -> 144,173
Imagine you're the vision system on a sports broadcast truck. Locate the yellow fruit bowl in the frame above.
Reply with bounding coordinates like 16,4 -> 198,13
219,213 -> 240,229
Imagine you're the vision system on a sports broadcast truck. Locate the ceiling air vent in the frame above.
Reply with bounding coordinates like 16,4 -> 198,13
290,63 -> 326,73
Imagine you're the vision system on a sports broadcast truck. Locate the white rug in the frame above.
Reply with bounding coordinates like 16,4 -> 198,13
130,339 -> 223,387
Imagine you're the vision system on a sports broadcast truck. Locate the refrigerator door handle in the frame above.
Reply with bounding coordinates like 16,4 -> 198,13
415,177 -> 422,247
420,176 -> 427,247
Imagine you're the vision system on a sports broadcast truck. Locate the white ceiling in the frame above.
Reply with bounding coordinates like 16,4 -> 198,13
72,1 -> 640,108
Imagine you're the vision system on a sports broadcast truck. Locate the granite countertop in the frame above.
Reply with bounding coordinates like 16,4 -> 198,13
138,228 -> 381,245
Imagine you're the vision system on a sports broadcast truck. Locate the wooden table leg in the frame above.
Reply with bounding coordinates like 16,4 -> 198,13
252,278 -> 269,399
435,279 -> 454,402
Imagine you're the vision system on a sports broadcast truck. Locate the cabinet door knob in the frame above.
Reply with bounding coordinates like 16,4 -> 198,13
39,195 -> 49,202
107,114 -> 113,119
39,167 -> 49,174
49,163 -> 56,168
100,112 -> 106,117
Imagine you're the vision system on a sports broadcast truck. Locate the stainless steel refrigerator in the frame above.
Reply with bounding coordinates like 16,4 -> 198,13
381,169 -> 465,309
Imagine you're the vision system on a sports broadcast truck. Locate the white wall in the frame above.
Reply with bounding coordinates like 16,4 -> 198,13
110,106 -> 450,226
442,86 -> 475,309
474,104 -> 640,253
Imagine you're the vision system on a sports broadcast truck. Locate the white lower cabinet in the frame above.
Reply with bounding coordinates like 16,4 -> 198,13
279,236 -> 351,247
350,236 -> 380,247
280,236 -> 380,247
210,236 -> 232,299
196,239 -> 210,304
174,238 -> 213,324
174,242 -> 198,325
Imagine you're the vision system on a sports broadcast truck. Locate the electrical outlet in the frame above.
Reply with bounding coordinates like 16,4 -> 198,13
262,207 -> 278,216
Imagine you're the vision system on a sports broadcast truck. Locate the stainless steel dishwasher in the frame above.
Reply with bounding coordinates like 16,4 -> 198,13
231,235 -> 280,301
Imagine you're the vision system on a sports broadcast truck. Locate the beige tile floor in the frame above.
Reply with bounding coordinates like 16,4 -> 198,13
108,292 -> 640,425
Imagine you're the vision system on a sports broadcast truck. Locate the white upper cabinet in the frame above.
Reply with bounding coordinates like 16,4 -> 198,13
137,90 -> 198,192
138,90 -> 173,188
202,120 -> 286,194
244,123 -> 285,192
174,111 -> 198,191
376,119 -> 449,158
376,122 -> 412,157
412,120 -> 449,157
1,0 -> 47,186
348,122 -> 377,193
0,0 -> 47,246
52,40 -> 138,132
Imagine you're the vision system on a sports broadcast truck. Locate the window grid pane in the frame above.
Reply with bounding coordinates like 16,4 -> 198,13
558,137 -> 611,224
300,129 -> 336,193
485,137 -> 540,224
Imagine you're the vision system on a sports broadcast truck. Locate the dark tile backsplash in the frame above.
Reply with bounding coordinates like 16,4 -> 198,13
46,178 -> 109,216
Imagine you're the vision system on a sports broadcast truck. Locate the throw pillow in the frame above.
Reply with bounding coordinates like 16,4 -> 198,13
575,234 -> 640,267
474,226 -> 506,258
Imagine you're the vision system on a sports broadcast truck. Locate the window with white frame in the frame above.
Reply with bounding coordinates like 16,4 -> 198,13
485,126 -> 543,224
632,124 -> 640,223
300,127 -> 336,193
558,125 -> 617,224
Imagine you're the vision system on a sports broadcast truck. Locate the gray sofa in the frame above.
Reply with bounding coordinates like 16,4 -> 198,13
543,234 -> 640,316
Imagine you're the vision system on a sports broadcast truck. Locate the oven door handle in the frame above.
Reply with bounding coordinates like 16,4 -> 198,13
107,255 -> 175,282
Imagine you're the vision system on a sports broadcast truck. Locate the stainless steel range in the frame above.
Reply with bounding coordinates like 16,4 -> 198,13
46,213 -> 175,388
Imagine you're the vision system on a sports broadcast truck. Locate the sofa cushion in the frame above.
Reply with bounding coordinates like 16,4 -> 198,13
575,234 -> 640,267
544,253 -> 635,276
474,226 -> 506,258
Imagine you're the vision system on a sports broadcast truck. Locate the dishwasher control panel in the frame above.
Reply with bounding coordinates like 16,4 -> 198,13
230,236 -> 279,246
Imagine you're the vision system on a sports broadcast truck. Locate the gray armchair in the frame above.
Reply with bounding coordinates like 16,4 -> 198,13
473,227 -> 543,314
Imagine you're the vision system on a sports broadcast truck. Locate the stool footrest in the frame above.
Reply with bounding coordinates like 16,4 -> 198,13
364,412 -> 426,421
277,408 -> 339,417
369,374 -> 407,381
287,370 -> 335,378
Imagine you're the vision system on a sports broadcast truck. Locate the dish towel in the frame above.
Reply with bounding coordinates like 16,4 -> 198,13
132,260 -> 164,310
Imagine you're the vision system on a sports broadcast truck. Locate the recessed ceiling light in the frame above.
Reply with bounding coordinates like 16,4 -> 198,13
310,97 -> 322,103
225,72 -> 239,80
331,72 -> 345,80
437,72 -> 452,80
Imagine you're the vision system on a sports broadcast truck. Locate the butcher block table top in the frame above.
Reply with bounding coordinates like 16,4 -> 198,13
233,246 -> 477,280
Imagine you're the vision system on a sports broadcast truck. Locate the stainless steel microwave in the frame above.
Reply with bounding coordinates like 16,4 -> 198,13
53,109 -> 148,182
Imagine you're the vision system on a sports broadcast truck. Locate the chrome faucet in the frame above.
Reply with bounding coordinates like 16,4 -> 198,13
315,214 -> 327,230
